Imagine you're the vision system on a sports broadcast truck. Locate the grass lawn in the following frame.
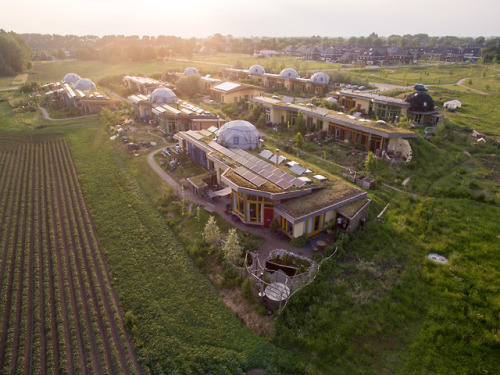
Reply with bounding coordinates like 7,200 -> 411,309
0,75 -> 16,88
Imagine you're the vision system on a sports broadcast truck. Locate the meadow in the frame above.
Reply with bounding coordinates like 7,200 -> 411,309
345,63 -> 492,86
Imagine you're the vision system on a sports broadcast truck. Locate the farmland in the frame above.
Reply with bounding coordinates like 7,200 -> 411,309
0,134 -> 141,374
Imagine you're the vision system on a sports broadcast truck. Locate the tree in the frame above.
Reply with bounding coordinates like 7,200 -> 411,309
293,132 -> 305,148
55,48 -> 66,60
222,228 -> 243,265
99,43 -> 123,63
99,107 -> 122,127
203,216 -> 220,247
296,110 -> 306,135
0,30 -> 31,76
175,74 -> 200,98
365,151 -> 377,172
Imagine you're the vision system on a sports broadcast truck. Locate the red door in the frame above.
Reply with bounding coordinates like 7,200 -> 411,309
264,208 -> 274,227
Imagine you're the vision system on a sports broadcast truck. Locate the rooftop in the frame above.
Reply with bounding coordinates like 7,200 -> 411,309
252,96 -> 417,138
338,90 -> 410,107
277,184 -> 364,219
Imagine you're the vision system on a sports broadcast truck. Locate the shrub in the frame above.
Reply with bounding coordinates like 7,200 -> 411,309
203,215 -> 221,247
222,228 -> 243,265
241,279 -> 254,300
290,233 -> 308,248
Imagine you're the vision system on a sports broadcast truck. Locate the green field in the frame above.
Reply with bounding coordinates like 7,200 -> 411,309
346,63 -> 491,86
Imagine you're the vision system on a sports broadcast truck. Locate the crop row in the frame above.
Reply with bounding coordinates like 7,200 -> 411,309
0,137 -> 141,374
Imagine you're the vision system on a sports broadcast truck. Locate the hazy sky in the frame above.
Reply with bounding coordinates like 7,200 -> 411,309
1,0 -> 498,38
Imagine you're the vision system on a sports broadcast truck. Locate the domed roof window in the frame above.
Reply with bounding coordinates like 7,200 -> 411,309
249,65 -> 265,75
63,73 -> 81,84
184,67 -> 199,76
149,87 -> 177,104
310,72 -> 330,84
280,68 -> 299,79
405,92 -> 435,112
74,78 -> 96,91
215,120 -> 259,150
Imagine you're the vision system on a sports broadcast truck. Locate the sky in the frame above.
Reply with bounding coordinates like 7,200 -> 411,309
1,0 -> 498,38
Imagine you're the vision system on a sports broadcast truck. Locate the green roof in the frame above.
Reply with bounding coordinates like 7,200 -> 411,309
338,198 -> 369,218
278,183 -> 361,218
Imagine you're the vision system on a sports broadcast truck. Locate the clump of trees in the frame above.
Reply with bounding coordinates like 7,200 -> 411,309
0,30 -> 31,76
175,74 -> 200,98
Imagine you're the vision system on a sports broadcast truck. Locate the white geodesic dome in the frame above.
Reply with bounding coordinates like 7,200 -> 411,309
249,65 -> 265,75
149,87 -> 177,104
216,120 -> 259,150
63,73 -> 81,84
310,72 -> 330,84
280,68 -> 299,79
184,67 -> 199,75
74,78 -> 96,91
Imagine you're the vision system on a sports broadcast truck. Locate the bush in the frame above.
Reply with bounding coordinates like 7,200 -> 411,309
290,233 -> 308,248
269,219 -> 279,231
241,279 -> 254,300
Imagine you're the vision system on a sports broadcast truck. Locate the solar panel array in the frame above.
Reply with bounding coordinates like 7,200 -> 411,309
187,130 -> 204,140
259,149 -> 273,159
234,167 -> 266,187
208,142 -> 306,189
290,164 -> 307,175
269,154 -> 286,165
199,129 -> 212,137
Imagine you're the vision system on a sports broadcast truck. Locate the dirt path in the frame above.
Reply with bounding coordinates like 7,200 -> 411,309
38,106 -> 97,121
453,77 -> 489,95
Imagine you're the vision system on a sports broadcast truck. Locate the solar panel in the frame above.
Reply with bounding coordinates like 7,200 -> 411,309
259,149 -> 273,159
313,175 -> 328,181
293,179 -> 306,188
269,155 -> 286,165
199,129 -> 211,136
298,176 -> 312,184
234,167 -> 265,187
267,174 -> 281,184
290,164 -> 307,175
187,130 -> 204,140
276,179 -> 293,190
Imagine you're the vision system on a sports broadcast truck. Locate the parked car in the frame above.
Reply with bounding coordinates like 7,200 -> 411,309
414,84 -> 428,92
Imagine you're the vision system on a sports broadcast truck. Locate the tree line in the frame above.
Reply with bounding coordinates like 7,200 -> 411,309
22,32 -> 500,63
0,30 -> 31,76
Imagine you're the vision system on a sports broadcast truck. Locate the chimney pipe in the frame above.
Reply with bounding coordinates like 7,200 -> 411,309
276,148 -> 279,167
